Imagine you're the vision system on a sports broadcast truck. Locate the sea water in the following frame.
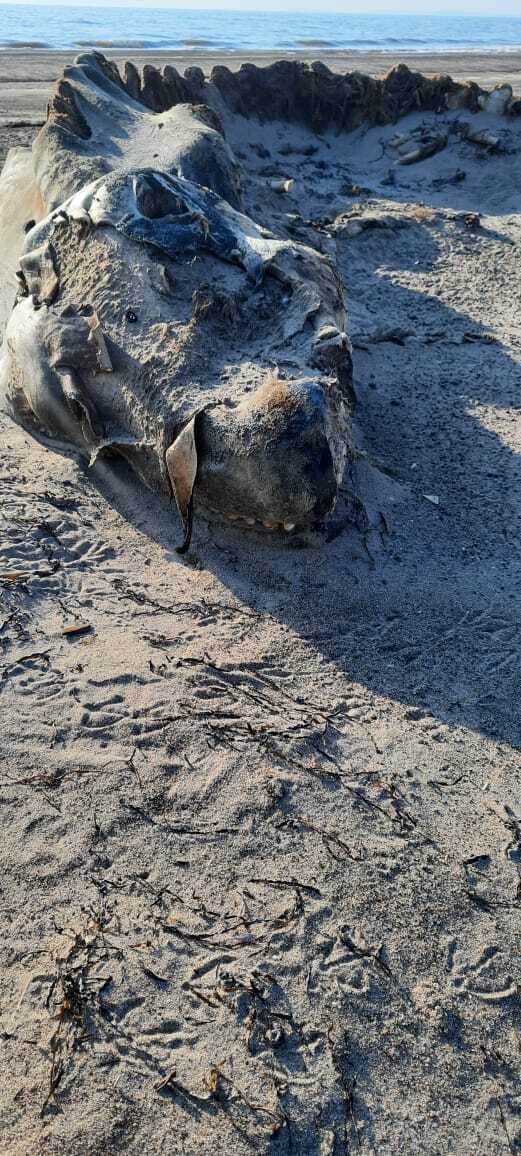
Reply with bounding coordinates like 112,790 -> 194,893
1,6 -> 521,55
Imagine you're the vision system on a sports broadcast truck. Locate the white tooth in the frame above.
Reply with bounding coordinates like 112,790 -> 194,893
284,521 -> 296,531
246,517 -> 255,525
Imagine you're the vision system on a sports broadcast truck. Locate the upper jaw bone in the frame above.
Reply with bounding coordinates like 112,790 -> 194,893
165,376 -> 346,545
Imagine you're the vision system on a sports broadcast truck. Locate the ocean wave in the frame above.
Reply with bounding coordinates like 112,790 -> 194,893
75,36 -> 235,51
0,40 -> 51,48
75,37 -> 180,49
3,40 -> 521,56
379,36 -> 491,45
180,38 -> 218,47
76,39 -> 146,48
294,39 -> 337,48
341,36 -> 502,47
345,44 -> 521,55
1,5 -> 521,56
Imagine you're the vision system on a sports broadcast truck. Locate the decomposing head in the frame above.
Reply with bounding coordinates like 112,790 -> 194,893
0,52 -> 356,550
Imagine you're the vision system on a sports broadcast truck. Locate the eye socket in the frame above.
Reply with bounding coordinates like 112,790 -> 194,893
134,174 -> 182,220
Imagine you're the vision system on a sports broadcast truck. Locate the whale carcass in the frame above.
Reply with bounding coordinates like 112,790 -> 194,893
0,53 -> 353,550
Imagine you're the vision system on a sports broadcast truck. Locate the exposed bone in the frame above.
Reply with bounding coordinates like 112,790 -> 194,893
47,78 -> 92,140
86,314 -> 113,372
0,48 -> 515,553
452,120 -> 502,151
478,84 -> 512,116
398,138 -> 447,165
141,64 -> 171,112
184,67 -> 205,92
2,138 -> 350,540
162,65 -> 189,106
208,60 -> 487,130
32,166 -> 344,301
332,212 -> 407,235
59,368 -> 99,443
388,127 -> 448,166
124,61 -> 141,101
166,415 -> 200,554
19,240 -> 59,307
44,309 -> 110,376
466,127 -> 501,149
269,178 -> 295,193
9,51 -> 512,548
32,53 -> 243,212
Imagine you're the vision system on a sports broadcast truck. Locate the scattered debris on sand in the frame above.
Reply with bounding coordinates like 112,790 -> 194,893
1,54 -> 521,1156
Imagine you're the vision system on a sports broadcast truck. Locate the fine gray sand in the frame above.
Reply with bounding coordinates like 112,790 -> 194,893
2,48 -> 521,164
1,55 -> 521,1156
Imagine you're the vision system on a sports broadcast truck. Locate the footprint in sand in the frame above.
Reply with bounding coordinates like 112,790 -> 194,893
446,940 -> 517,1002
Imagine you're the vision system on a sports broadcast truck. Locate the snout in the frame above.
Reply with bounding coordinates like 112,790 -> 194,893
195,376 -> 348,531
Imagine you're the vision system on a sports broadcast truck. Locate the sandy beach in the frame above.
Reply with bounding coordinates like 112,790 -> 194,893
1,47 -> 521,134
2,49 -> 521,174
1,48 -> 521,1156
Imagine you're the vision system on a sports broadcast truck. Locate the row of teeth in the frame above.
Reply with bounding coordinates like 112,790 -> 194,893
228,515 -> 296,531
206,507 -> 295,531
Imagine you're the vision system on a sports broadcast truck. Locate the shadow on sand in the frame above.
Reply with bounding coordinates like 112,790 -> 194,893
90,216 -> 521,753
15,213 -> 521,753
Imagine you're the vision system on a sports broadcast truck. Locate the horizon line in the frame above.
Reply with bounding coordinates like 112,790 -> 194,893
0,1 -> 519,14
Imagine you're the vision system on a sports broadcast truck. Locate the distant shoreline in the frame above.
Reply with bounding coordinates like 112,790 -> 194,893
1,47 -> 521,71
2,47 -> 521,61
